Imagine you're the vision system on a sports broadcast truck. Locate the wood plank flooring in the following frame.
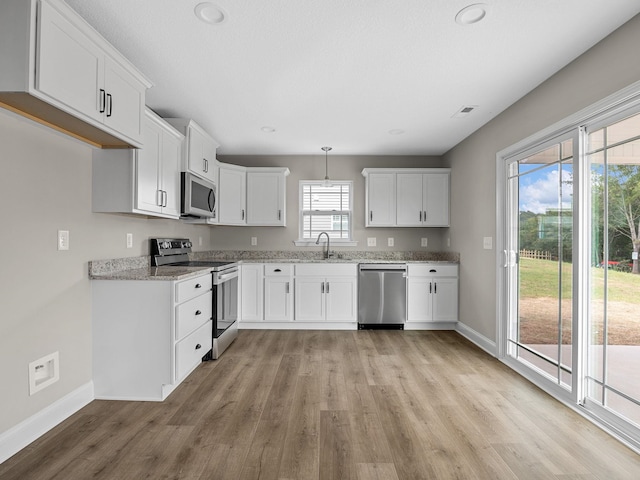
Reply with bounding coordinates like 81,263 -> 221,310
2,330 -> 639,479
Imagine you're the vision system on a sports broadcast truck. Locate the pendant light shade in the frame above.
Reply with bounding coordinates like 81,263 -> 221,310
322,146 -> 332,187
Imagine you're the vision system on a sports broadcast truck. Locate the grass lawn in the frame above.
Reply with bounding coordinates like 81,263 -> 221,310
518,258 -> 640,345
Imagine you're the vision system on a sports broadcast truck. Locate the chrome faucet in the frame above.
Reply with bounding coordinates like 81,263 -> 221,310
315,231 -> 333,259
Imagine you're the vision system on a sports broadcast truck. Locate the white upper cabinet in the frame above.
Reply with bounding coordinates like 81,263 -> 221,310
92,108 -> 183,219
0,0 -> 152,148
218,162 -> 247,225
164,118 -> 220,185
363,168 -> 450,227
246,168 -> 290,226
365,172 -> 396,227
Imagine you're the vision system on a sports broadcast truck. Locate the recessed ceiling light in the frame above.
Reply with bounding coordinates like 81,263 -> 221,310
261,126 -> 276,133
388,129 -> 405,135
455,4 -> 487,26
195,3 -> 227,25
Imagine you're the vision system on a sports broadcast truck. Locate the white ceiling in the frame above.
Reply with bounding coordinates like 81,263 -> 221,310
65,0 -> 640,156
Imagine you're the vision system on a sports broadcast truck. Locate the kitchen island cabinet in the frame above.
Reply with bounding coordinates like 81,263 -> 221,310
92,272 -> 212,401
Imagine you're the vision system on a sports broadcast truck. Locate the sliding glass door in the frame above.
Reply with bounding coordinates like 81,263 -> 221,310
501,105 -> 640,447
506,137 -> 574,390
586,110 -> 640,428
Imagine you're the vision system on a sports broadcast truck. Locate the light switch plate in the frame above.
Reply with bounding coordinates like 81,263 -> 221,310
483,236 -> 493,249
126,233 -> 133,248
387,237 -> 394,247
367,237 -> 376,247
57,230 -> 69,251
421,237 -> 428,247
251,236 -> 257,246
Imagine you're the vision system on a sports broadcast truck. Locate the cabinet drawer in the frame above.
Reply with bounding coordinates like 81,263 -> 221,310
408,264 -> 458,277
295,263 -> 357,277
176,274 -> 212,303
264,264 -> 293,276
176,320 -> 212,381
176,292 -> 212,340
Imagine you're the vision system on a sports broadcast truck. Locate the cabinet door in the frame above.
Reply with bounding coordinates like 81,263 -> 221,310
103,56 -> 145,144
160,129 -> 182,218
264,277 -> 292,322
186,125 -> 207,178
396,174 -> 424,226
135,118 -> 162,214
432,277 -> 458,322
423,173 -> 450,226
247,172 -> 285,226
219,165 -> 247,225
325,277 -> 357,322
367,173 -> 396,226
240,265 -> 263,321
294,277 -> 325,322
407,277 -> 433,322
37,0 -> 104,124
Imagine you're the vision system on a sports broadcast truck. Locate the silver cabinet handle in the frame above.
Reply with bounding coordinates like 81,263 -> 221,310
278,209 -> 281,220
99,89 -> 106,113
321,282 -> 324,294
370,211 -> 373,222
429,282 -> 432,294
419,211 -> 422,222
156,190 -> 163,207
286,282 -> 290,294
242,209 -> 245,220
106,93 -> 113,117
434,282 -> 437,294
423,210 -> 427,221
326,282 -> 329,294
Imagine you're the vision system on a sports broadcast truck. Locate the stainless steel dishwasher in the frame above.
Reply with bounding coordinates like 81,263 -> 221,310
358,264 -> 407,329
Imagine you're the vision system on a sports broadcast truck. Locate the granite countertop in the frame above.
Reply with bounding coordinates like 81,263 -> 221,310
89,250 -> 459,281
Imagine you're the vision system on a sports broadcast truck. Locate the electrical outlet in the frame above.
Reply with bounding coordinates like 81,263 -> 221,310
387,237 -> 394,247
421,237 -> 428,247
483,236 -> 493,249
447,237 -> 451,247
198,236 -> 203,246
58,230 -> 69,250
126,233 -> 133,248
367,237 -> 376,247
251,236 -> 258,246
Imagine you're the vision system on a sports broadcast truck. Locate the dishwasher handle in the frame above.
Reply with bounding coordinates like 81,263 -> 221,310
359,264 -> 407,272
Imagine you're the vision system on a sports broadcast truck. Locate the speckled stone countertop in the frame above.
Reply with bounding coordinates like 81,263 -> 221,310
89,250 -> 459,281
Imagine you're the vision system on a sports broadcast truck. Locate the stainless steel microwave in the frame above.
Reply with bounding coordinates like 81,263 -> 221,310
181,172 -> 216,218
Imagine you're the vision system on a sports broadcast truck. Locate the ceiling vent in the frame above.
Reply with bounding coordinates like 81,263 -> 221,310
452,105 -> 478,118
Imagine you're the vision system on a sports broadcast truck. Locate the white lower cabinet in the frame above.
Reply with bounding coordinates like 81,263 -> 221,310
264,264 -> 293,322
294,264 -> 357,323
406,264 -> 458,324
240,264 -> 263,322
92,272 -> 212,401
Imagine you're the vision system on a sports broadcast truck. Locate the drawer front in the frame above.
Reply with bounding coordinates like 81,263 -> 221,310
408,264 -> 458,277
176,274 -> 212,303
264,264 -> 293,276
295,263 -> 357,277
176,292 -> 212,341
176,320 -> 212,381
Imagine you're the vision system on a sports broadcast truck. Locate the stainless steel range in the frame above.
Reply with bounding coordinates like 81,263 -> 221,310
151,238 -> 238,359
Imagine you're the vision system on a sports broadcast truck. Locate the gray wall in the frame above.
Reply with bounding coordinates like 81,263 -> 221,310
444,14 -> 640,342
0,111 -> 214,433
216,154 -> 446,252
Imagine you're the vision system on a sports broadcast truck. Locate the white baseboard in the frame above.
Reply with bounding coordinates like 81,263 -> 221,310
455,321 -> 497,357
0,382 -> 94,464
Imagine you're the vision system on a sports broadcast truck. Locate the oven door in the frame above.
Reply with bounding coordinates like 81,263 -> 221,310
213,268 -> 238,338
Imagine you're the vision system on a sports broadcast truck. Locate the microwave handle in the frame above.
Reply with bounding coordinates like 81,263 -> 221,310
208,190 -> 214,213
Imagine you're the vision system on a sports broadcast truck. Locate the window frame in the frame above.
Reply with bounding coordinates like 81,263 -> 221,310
294,180 -> 357,246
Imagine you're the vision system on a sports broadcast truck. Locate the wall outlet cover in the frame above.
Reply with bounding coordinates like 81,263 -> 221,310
387,237 -> 394,247
483,236 -> 493,249
367,237 -> 376,247
251,236 -> 258,246
126,233 -> 133,248
421,237 -> 428,247
57,230 -> 69,251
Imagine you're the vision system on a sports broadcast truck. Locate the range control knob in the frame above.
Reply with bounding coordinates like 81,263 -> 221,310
161,241 -> 171,249
183,241 -> 192,248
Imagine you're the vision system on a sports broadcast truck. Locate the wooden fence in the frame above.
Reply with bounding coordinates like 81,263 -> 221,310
519,249 -> 553,260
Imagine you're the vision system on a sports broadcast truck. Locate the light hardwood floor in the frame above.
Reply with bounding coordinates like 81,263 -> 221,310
2,330 -> 639,479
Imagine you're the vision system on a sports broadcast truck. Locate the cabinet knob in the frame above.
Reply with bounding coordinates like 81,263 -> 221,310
195,343 -> 202,350
195,310 -> 202,315
195,283 -> 202,289
274,269 -> 281,272
429,269 -> 436,273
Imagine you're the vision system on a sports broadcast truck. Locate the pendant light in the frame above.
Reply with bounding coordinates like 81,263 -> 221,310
322,146 -> 332,187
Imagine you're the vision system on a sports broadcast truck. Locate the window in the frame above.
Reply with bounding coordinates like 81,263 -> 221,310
296,181 -> 355,245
